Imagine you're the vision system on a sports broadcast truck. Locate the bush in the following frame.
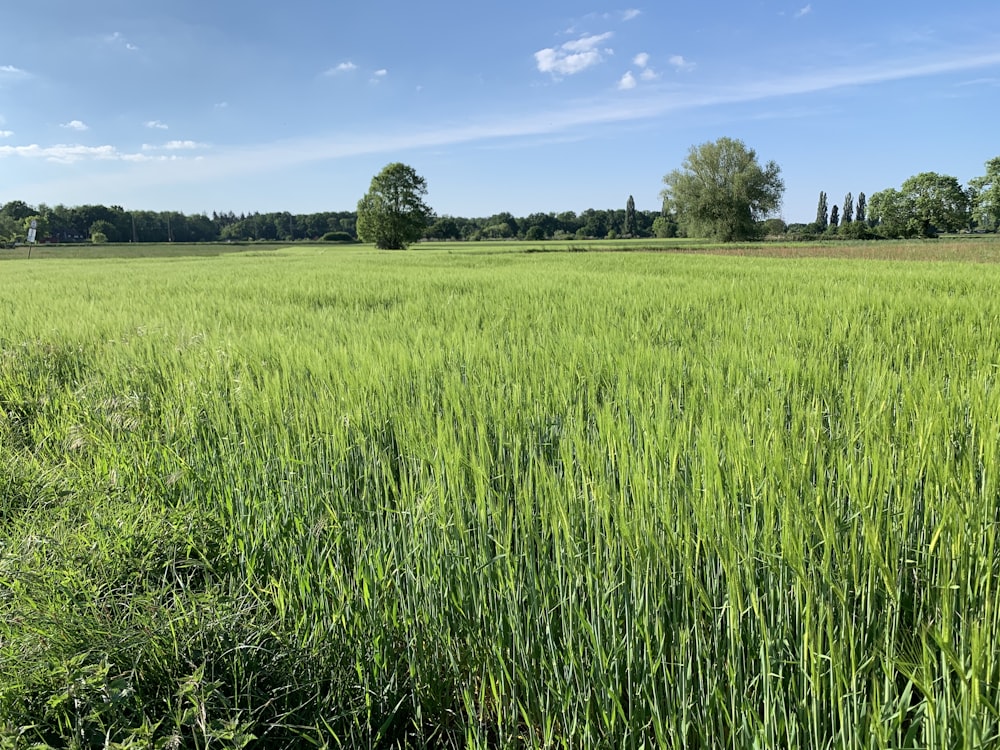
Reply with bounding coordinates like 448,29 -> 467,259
321,231 -> 357,243
91,232 -> 108,245
838,221 -> 878,240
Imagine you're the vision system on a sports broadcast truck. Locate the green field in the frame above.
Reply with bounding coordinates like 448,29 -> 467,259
2,242 -> 1000,747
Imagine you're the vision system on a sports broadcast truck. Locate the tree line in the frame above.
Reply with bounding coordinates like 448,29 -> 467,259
799,158 -> 1000,240
4,146 -> 998,247
0,199 -> 668,247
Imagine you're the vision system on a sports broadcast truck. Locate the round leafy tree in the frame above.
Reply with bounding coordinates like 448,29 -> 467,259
661,138 -> 783,242
356,162 -> 432,249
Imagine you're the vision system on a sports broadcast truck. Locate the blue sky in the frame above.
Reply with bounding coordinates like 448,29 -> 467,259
1,1 -> 998,223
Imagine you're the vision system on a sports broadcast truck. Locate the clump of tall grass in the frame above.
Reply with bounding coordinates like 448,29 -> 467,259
1,248 -> 999,747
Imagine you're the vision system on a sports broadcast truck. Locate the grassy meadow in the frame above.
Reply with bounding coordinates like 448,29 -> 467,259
2,240 -> 1000,747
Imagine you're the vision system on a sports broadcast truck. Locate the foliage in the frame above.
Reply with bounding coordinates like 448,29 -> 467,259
624,195 -> 637,237
842,192 -> 854,223
652,215 -> 678,238
662,137 -> 784,241
761,217 -> 787,236
856,191 -> 867,224
320,231 -> 356,243
815,191 -> 828,229
969,156 -> 1000,231
870,173 -> 970,238
356,162 -> 432,249
90,231 -> 108,244
829,204 -> 839,228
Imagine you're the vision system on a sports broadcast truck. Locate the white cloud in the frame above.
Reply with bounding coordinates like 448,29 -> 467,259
164,140 -> 204,150
0,130 -> 12,138
145,120 -> 169,130
535,33 -> 614,77
668,55 -> 696,72
142,140 -> 207,151
61,120 -> 89,131
618,71 -> 637,90
104,31 -> 139,50
0,143 -> 118,163
640,68 -> 659,81
214,102 -> 229,109
795,5 -> 812,18
324,61 -> 358,75
0,65 -> 29,80
0,141 -> 202,164
623,9 -> 641,21
7,48 -> 1000,195
633,52 -> 650,68
373,69 -> 388,77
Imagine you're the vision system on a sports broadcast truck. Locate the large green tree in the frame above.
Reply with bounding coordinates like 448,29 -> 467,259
356,163 -> 432,249
661,138 -> 783,241
870,172 -> 970,238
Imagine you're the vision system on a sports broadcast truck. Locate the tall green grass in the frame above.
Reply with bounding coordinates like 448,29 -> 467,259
1,246 -> 999,747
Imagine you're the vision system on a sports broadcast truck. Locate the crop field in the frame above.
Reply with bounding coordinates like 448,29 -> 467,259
2,242 -> 1000,747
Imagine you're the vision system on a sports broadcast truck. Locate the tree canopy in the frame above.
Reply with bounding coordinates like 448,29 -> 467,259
869,172 -> 970,237
970,157 -> 1000,231
356,163 -> 433,250
661,138 -> 784,241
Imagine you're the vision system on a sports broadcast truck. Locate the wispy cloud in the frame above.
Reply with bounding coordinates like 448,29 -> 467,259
142,140 -> 207,151
145,120 -> 169,130
0,130 -> 13,138
622,9 -> 641,21
536,32 -> 614,77
795,4 -> 812,18
1,144 -> 122,164
633,52 -> 650,68
324,61 -> 358,75
668,55 -> 696,72
7,49 -> 1000,183
0,65 -> 29,81
105,31 -> 139,50
61,120 -> 89,131
0,142 -> 202,164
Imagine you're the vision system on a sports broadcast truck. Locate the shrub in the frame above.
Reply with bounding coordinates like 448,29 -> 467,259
321,231 -> 357,243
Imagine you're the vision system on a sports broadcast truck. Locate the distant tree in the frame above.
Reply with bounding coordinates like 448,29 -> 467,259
624,195 -> 637,237
868,189 -> 913,238
580,209 -> 607,239
1,200 -> 35,222
89,219 -> 119,243
815,191 -> 828,230
761,218 -> 787,236
90,231 -> 108,244
829,205 -> 839,228
357,163 -> 432,249
969,156 -> 1000,231
842,192 -> 853,223
425,216 -> 462,240
856,192 -> 867,224
652,215 -> 678,238
897,172 -> 969,237
524,225 -> 545,241
661,137 -> 783,241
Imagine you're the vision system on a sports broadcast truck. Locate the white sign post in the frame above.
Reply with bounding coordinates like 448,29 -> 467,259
26,219 -> 37,258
